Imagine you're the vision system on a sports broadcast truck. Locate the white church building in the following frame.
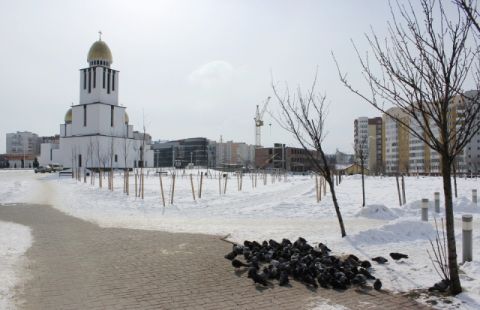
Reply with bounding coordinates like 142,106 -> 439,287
39,37 -> 153,169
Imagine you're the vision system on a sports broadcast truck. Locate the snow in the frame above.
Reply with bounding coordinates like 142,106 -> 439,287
0,220 -> 32,310
0,169 -> 479,309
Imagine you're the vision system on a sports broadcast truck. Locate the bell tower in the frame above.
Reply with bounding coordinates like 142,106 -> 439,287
79,33 -> 119,106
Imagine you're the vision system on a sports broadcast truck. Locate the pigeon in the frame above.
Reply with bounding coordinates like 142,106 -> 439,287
231,259 -> 250,268
372,256 -> 388,264
373,279 -> 382,291
390,252 -> 409,260
247,267 -> 268,286
428,279 -> 449,292
224,251 -> 237,260
360,260 -> 372,269
351,274 -> 367,286
279,271 -> 289,286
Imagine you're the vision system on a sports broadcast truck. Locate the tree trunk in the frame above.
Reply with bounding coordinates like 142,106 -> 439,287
326,174 -> 346,237
441,155 -> 462,295
453,162 -> 458,198
361,158 -> 365,207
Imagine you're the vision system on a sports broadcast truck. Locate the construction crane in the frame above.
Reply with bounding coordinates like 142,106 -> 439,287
254,96 -> 271,148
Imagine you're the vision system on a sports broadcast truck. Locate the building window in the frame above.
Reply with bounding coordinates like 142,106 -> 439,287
88,68 -> 91,93
107,70 -> 111,94
78,154 -> 82,167
112,71 -> 115,91
93,67 -> 96,88
111,105 -> 114,127
115,154 -> 118,162
83,105 -> 87,127
103,68 -> 106,88
83,70 -> 86,90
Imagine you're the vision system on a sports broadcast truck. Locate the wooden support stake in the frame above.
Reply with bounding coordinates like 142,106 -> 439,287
224,174 -> 228,194
396,175 -> 402,206
135,172 -> 138,197
190,174 -> 196,201
159,173 -> 165,207
219,175 -> 222,195
171,173 -> 176,204
401,175 -> 406,205
199,173 -> 203,199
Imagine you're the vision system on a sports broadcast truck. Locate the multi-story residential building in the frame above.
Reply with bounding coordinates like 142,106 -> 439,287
215,140 -> 255,169
354,117 -> 383,172
382,107 -> 410,174
6,131 -> 41,155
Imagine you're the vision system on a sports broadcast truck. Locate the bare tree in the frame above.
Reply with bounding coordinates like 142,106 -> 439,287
354,136 -> 368,207
455,0 -> 480,33
335,0 -> 480,294
272,74 -> 347,237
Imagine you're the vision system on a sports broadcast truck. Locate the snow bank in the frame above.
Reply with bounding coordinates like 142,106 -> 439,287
355,204 -> 398,220
0,220 -> 32,310
348,220 -> 436,245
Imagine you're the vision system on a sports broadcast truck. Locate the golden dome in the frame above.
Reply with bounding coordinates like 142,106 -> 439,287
124,112 -> 129,124
87,40 -> 113,63
65,108 -> 72,124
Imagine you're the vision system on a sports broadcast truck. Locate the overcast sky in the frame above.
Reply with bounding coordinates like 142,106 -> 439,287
0,0 -> 475,154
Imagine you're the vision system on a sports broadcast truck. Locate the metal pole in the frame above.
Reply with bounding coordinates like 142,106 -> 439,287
421,198 -> 429,221
462,214 -> 473,262
434,192 -> 440,213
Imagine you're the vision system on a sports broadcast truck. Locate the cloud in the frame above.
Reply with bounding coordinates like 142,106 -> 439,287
188,60 -> 235,87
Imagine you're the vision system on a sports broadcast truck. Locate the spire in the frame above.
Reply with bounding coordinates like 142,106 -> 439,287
98,30 -> 102,41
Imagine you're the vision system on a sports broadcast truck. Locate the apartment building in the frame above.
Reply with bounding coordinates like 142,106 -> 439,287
354,117 -> 383,172
382,107 -> 410,174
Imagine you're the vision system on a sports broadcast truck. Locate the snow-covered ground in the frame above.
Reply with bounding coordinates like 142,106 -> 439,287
0,169 -> 479,309
0,220 -> 32,310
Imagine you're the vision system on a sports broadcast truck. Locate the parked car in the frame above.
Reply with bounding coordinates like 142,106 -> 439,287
50,164 -> 64,172
34,165 -> 53,173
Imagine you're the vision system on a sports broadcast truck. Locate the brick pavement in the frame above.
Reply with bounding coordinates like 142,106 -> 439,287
0,204 -> 430,309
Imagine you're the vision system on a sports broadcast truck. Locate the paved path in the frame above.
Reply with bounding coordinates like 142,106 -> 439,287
0,204 -> 429,310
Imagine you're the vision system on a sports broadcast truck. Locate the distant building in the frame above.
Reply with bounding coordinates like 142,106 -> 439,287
6,131 -> 41,155
255,143 -> 332,172
3,154 -> 36,169
353,117 -> 383,173
214,141 -> 255,169
0,154 -> 9,168
383,107 -> 410,174
152,137 -> 210,168
335,149 -> 354,166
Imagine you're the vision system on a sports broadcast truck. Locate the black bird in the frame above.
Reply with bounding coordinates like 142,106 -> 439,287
360,260 -> 372,269
279,271 -> 289,286
224,251 -> 237,260
373,279 -> 382,291
231,259 -> 250,268
428,279 -> 449,292
359,268 -> 376,280
390,252 -> 409,260
247,267 -> 268,286
372,256 -> 388,264
351,274 -> 367,286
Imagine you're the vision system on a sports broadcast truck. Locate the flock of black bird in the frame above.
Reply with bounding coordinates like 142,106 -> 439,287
225,237 -> 410,291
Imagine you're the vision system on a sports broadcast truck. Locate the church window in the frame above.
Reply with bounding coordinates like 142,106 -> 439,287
88,68 -> 91,93
112,71 -> 115,91
103,68 -> 106,88
93,67 -> 96,88
111,105 -> 114,127
83,70 -> 86,90
107,70 -> 111,94
83,105 -> 87,127
78,154 -> 82,167
115,154 -> 118,162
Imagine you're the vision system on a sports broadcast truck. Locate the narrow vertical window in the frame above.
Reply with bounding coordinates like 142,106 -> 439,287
88,68 -> 91,93
107,70 -> 111,94
115,154 -> 118,162
83,70 -> 86,89
78,154 -> 82,167
93,67 -> 96,88
112,71 -> 115,91
111,105 -> 114,127
103,68 -> 106,88
83,105 -> 87,127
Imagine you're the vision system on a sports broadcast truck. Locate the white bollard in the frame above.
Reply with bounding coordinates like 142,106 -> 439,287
434,192 -> 440,213
421,198 -> 429,221
473,189 -> 477,204
462,214 -> 473,262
